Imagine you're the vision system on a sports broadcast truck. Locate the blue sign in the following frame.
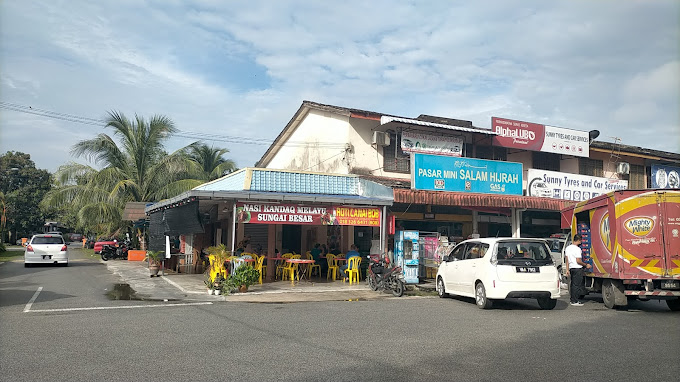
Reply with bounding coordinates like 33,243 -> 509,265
651,164 -> 680,189
412,153 -> 523,195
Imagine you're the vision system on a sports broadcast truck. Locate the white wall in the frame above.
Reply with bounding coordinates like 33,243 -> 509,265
266,109 -> 352,173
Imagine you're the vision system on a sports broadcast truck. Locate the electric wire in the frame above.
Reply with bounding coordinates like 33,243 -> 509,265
0,101 -> 347,149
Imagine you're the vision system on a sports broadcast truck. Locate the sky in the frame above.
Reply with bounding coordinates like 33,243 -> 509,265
1,0 -> 678,174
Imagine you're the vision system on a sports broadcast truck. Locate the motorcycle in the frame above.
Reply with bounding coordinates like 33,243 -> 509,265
100,239 -> 130,261
366,254 -> 406,297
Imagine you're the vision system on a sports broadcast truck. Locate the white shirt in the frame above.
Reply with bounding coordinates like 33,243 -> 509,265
565,244 -> 582,269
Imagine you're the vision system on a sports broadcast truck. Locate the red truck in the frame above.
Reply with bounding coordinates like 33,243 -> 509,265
561,189 -> 680,310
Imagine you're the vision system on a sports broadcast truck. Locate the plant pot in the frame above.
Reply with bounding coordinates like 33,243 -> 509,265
207,289 -> 214,295
214,289 -> 222,295
238,285 -> 248,293
149,264 -> 160,277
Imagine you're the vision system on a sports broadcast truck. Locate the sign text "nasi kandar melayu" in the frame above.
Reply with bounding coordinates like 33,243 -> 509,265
235,203 -> 381,226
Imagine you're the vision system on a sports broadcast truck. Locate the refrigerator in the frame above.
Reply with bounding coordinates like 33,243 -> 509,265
395,230 -> 419,284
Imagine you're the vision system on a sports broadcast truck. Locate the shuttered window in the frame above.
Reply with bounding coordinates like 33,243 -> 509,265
383,132 -> 410,173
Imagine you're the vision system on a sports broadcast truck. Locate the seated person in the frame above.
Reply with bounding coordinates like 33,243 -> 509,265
338,244 -> 360,279
467,246 -> 480,259
497,247 -> 508,260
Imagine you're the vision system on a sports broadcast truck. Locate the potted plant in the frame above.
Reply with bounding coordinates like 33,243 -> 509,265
147,250 -> 163,277
226,264 -> 261,293
204,275 -> 215,295
212,275 -> 226,295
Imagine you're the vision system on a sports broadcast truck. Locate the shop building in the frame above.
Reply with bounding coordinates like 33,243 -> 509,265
144,167 -> 393,279
255,101 -> 680,277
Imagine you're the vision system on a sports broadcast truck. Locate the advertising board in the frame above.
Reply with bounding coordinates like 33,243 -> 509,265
236,203 -> 381,226
401,131 -> 464,157
412,153 -> 523,195
651,164 -> 680,189
492,117 -> 590,157
527,169 -> 628,201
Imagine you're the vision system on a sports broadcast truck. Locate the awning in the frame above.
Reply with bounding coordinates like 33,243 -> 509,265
394,189 -> 575,211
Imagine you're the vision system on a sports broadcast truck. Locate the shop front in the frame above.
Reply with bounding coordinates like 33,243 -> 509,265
145,168 -> 393,282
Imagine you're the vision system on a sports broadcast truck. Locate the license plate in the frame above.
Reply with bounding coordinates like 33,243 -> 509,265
661,281 -> 680,290
516,266 -> 540,273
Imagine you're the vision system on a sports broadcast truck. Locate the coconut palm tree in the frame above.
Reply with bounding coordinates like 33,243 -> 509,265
183,142 -> 237,182
41,111 -> 193,234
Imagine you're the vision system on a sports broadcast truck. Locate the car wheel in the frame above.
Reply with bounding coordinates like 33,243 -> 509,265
475,282 -> 493,309
537,297 -> 557,310
437,277 -> 448,298
666,298 -> 680,312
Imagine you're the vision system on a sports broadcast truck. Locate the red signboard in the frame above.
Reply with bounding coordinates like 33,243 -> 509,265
236,203 -> 381,227
491,116 -> 590,157
491,117 -> 545,151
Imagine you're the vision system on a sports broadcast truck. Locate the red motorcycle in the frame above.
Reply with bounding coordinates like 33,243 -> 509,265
366,254 -> 405,297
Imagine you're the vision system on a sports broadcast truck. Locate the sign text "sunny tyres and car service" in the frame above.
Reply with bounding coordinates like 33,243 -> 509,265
412,153 -> 523,195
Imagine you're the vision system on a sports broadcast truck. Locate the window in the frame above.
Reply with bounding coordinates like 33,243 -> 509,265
32,236 -> 65,245
579,158 -> 604,177
532,152 -> 560,171
628,164 -> 645,189
450,244 -> 467,261
465,243 -> 490,260
383,132 -> 410,173
476,145 -> 507,161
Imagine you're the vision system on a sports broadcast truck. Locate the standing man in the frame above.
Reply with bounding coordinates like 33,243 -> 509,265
565,234 -> 592,306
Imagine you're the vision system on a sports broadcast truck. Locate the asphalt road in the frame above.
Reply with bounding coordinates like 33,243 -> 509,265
1,247 -> 678,382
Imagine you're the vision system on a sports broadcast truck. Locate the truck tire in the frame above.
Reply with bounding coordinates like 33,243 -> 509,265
602,279 -> 627,309
666,298 -> 680,312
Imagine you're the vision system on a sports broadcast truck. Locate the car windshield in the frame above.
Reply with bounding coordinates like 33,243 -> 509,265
32,236 -> 64,245
495,241 -> 552,265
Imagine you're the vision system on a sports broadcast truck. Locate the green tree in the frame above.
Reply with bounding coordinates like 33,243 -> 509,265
182,142 -> 237,183
0,152 -> 52,243
41,111 -> 193,236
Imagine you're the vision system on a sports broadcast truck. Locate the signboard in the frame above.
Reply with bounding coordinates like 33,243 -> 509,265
236,203 -> 381,226
491,117 -> 590,157
412,153 -> 523,195
527,169 -> 628,201
651,164 -> 680,189
401,131 -> 463,157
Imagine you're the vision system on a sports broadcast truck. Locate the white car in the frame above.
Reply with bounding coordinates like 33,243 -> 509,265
24,234 -> 68,267
436,238 -> 560,309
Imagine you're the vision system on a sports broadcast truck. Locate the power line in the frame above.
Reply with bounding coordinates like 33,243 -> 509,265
0,101 -> 347,149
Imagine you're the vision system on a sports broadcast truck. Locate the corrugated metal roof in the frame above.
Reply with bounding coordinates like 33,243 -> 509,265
380,116 -> 497,135
394,189 -> 575,211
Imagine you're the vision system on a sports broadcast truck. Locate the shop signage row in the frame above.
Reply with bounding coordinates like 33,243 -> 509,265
412,153 -> 523,195
526,169 -> 628,201
491,117 -> 590,158
235,203 -> 381,227
401,131 -> 464,157
651,164 -> 680,189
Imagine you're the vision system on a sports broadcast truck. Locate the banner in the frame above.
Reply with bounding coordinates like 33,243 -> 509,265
651,164 -> 680,189
401,131 -> 463,157
526,169 -> 628,201
236,203 -> 381,226
412,153 -> 523,195
492,117 -> 590,157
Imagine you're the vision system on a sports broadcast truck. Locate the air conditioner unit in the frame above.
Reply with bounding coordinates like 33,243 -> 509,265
372,131 -> 390,146
617,162 -> 630,175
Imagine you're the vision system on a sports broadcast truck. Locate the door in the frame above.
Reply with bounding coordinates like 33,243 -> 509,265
617,192 -> 667,278
442,243 -> 467,293
660,192 -> 680,277
458,242 -> 487,295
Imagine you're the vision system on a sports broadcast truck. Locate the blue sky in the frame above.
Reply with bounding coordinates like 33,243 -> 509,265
1,0 -> 678,173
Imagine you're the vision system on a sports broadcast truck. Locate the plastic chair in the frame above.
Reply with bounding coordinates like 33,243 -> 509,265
276,253 -> 294,279
306,253 -> 321,279
326,254 -> 338,281
282,255 -> 300,281
253,255 -> 266,284
344,257 -> 362,284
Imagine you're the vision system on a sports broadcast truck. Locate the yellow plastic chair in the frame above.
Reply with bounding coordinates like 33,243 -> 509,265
253,255 -> 266,284
326,254 -> 338,281
306,253 -> 321,279
282,254 -> 301,281
344,257 -> 362,284
276,253 -> 294,279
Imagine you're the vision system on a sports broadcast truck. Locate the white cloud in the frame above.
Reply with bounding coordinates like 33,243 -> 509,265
1,0 -> 678,173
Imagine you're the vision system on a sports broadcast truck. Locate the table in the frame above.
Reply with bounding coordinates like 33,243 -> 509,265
286,259 -> 316,281
229,257 -> 255,275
